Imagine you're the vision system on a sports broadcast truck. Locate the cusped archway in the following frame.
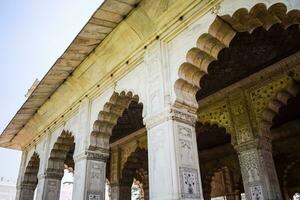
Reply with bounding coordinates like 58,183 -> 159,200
174,2 -> 300,107
90,91 -> 144,150
262,81 -> 300,198
19,152 -> 40,200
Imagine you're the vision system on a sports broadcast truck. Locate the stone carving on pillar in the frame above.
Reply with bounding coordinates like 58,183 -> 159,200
179,167 -> 201,198
239,150 -> 260,183
75,150 -> 109,200
178,125 -> 194,166
227,91 -> 282,200
145,41 -> 167,116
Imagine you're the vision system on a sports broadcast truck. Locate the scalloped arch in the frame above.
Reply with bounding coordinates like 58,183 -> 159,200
22,152 -> 40,186
261,81 -> 300,133
47,130 -> 74,177
90,91 -> 143,151
175,2 -> 300,107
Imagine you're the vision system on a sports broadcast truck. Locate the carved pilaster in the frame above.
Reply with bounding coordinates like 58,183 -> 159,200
198,101 -> 234,135
18,183 -> 36,200
39,172 -> 63,200
73,150 -> 108,200
145,105 -> 197,128
146,105 -> 203,199
226,91 -> 282,200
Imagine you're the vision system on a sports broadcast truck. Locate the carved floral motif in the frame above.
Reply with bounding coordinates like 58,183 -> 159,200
249,76 -> 291,126
198,103 -> 233,134
179,167 -> 201,198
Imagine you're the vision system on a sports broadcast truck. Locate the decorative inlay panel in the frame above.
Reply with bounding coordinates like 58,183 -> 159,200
249,76 -> 291,125
198,103 -> 233,134
179,167 -> 201,198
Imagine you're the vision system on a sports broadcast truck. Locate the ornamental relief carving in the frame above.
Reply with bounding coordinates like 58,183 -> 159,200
178,125 -> 192,139
145,42 -> 164,115
250,185 -> 264,200
179,139 -> 194,166
179,167 -> 201,198
198,102 -> 233,134
239,150 -> 261,184
228,93 -> 255,144
249,76 -> 291,127
178,125 -> 195,166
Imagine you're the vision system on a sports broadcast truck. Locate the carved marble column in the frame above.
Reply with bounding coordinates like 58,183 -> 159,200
17,183 -> 36,200
39,171 -> 64,200
73,150 -> 109,200
235,138 -> 282,200
228,91 -> 282,200
15,151 -> 28,200
145,106 -> 203,200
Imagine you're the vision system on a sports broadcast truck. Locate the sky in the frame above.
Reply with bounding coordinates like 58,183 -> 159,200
0,0 -> 103,180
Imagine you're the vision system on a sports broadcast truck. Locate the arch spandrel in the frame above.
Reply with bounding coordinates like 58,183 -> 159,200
197,101 -> 234,137
174,2 -> 300,108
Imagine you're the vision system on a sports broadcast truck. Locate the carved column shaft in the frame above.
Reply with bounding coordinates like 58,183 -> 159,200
235,139 -> 282,200
73,150 -> 109,200
15,151 -> 29,200
146,106 -> 203,200
18,183 -> 36,200
228,91 -> 282,200
38,170 -> 64,200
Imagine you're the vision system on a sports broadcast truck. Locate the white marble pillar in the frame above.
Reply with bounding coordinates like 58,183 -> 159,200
145,106 -> 203,200
15,151 -> 28,200
39,171 -> 64,200
235,138 -> 282,200
18,183 -> 36,200
73,150 -> 109,200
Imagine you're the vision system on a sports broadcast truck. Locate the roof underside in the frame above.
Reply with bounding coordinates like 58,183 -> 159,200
0,0 -> 140,149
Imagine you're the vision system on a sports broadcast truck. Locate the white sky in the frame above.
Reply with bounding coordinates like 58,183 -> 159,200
0,0 -> 103,180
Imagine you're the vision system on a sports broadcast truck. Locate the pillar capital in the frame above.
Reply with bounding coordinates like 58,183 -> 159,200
145,105 -> 197,129
73,149 -> 109,162
19,182 -> 36,190
234,136 -> 272,153
44,170 -> 64,180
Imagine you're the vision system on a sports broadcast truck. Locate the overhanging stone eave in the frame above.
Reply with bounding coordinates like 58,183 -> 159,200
0,0 -> 141,150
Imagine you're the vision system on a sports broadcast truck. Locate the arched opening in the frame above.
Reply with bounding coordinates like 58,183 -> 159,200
174,2 -> 300,108
91,91 -> 148,200
174,2 -> 300,200
120,148 -> 148,200
196,123 -> 243,200
264,82 -> 300,199
19,152 -> 40,200
45,131 -> 75,200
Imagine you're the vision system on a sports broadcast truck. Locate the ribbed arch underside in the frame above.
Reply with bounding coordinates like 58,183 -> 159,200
90,91 -> 144,150
175,2 -> 300,107
262,81 -> 300,130
47,131 -> 74,176
196,122 -> 231,150
22,152 -> 40,186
